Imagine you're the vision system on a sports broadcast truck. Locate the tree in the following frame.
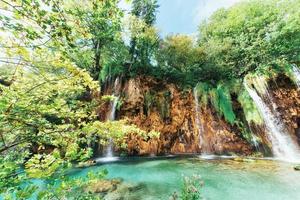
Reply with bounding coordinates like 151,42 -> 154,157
157,35 -> 205,72
129,0 -> 160,69
69,0 -> 124,80
156,34 -> 209,86
198,0 -> 300,80
0,1 -> 155,198
131,0 -> 159,25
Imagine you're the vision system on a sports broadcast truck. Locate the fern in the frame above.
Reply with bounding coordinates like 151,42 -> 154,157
216,85 -> 236,124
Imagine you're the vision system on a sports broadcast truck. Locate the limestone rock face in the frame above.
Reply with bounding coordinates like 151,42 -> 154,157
99,76 -> 253,156
269,75 -> 300,145
123,78 -> 144,113
199,107 -> 252,155
98,74 -> 300,156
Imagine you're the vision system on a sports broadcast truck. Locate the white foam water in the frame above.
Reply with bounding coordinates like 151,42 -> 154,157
193,88 -> 205,152
244,80 -> 300,163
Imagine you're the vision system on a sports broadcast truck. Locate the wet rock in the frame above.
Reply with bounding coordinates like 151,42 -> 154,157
268,75 -> 300,146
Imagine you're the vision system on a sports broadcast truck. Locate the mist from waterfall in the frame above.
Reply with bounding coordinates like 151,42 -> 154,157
193,88 -> 206,153
244,78 -> 300,162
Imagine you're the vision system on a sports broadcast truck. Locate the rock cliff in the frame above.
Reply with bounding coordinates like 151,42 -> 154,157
99,76 -> 254,156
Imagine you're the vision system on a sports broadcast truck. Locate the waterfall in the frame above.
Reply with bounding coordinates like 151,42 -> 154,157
104,96 -> 119,159
291,64 -> 300,88
244,79 -> 300,162
109,95 -> 119,121
193,88 -> 205,153
102,77 -> 121,161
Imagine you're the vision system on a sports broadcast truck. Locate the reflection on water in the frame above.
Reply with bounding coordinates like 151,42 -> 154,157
69,157 -> 300,200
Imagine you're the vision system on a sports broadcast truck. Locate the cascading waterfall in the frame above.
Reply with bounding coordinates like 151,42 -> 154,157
291,64 -> 300,88
102,77 -> 121,161
104,96 -> 119,158
244,78 -> 300,162
193,88 -> 205,153
109,95 -> 119,121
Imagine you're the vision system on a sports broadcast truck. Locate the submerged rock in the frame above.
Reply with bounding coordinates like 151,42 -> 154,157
234,157 -> 255,162
76,160 -> 96,168
104,182 -> 146,200
85,179 -> 122,194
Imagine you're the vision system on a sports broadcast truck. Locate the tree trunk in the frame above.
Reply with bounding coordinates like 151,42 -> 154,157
93,40 -> 101,81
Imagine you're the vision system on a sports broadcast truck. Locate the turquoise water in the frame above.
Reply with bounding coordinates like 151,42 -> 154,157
69,156 -> 300,200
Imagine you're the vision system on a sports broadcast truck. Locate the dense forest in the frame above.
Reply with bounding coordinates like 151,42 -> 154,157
1,0 -> 300,199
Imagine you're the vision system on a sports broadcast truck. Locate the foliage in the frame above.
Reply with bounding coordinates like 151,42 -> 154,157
191,0 -> 300,126
25,154 -> 65,179
157,35 -> 205,73
195,82 -> 236,124
0,52 -> 99,157
1,0 -> 300,198
198,0 -> 300,80
210,84 -> 236,124
0,1 -> 157,198
126,14 -> 160,74
128,0 -> 160,74
180,175 -> 204,200
99,42 -> 130,82
131,0 -> 159,25
69,0 -> 124,80
156,35 -> 207,86
35,170 -> 107,200
83,119 -> 160,149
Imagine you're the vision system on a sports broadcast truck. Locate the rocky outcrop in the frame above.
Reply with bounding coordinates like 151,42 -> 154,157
99,76 -> 253,156
97,73 -> 300,157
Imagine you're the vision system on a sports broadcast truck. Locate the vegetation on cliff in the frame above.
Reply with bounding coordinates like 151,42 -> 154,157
0,0 -> 300,198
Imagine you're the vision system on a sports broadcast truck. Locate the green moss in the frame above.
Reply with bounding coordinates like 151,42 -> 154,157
144,91 -> 155,116
143,90 -> 171,120
157,91 -> 171,120
195,82 -> 236,124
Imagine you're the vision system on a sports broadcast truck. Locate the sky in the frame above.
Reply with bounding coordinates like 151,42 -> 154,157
120,0 -> 241,37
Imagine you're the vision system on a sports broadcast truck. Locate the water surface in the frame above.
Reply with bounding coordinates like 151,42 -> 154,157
70,156 -> 300,200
